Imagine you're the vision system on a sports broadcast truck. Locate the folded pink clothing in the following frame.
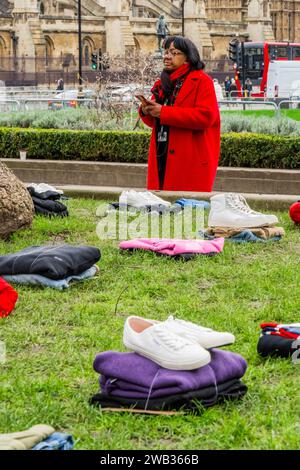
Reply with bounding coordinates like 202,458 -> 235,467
119,238 -> 225,256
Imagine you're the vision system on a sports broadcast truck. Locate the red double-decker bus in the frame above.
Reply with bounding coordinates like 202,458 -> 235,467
232,42 -> 300,97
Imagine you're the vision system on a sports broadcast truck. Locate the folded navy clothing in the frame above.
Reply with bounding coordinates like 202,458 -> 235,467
90,379 -> 247,412
257,335 -> 300,358
0,245 -> 101,280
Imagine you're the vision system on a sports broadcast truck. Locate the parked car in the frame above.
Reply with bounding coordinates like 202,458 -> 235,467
48,89 -> 94,109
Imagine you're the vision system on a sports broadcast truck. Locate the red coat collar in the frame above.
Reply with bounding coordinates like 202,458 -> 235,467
175,69 -> 204,105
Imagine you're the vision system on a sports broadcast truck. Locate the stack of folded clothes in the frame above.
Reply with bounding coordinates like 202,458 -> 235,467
257,322 -> 300,358
0,424 -> 74,450
27,183 -> 68,218
91,315 -> 247,413
204,226 -> 285,243
0,244 -> 100,290
204,193 -> 284,243
0,277 -> 18,318
119,237 -> 224,261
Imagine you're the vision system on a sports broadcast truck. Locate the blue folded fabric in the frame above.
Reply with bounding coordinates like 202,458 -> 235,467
175,199 -> 210,210
32,432 -> 74,450
200,230 -> 282,243
3,265 -> 98,291
227,231 -> 282,243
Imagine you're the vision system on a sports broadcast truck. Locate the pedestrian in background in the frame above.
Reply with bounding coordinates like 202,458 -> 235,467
224,76 -> 231,98
56,78 -> 64,91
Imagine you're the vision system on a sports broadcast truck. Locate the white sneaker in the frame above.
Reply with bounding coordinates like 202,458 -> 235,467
208,193 -> 278,228
139,191 -> 171,207
119,190 -> 151,208
123,316 -> 211,370
164,316 -> 235,349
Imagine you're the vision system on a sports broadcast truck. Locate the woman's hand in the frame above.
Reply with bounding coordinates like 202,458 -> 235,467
144,102 -> 162,118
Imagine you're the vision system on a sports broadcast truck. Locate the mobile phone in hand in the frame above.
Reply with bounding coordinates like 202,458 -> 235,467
135,95 -> 153,107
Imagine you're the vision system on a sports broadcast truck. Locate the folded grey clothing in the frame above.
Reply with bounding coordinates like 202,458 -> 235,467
31,196 -> 68,213
0,244 -> 101,280
90,379 -> 247,412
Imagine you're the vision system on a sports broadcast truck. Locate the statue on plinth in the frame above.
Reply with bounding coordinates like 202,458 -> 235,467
156,15 -> 170,52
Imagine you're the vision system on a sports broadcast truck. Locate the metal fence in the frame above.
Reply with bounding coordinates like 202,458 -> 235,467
0,57 -> 233,87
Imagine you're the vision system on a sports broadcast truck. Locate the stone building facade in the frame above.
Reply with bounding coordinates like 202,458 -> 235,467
0,0 -> 299,82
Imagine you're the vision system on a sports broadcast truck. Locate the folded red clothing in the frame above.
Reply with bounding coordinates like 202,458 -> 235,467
0,277 -> 18,318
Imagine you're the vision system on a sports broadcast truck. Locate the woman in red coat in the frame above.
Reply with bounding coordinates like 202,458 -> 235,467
140,36 -> 220,192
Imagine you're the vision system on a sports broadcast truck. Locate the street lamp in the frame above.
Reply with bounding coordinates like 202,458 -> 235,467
181,0 -> 186,37
78,0 -> 83,93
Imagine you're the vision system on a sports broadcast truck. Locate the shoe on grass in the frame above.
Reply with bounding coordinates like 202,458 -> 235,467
208,193 -> 278,228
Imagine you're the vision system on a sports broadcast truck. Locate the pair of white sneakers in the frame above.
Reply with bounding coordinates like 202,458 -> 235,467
119,190 -> 170,209
123,315 -> 235,371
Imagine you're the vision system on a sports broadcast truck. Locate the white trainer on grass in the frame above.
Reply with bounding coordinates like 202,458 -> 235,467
119,190 -> 150,208
164,316 -> 235,349
208,193 -> 278,228
139,191 -> 171,207
123,316 -> 211,370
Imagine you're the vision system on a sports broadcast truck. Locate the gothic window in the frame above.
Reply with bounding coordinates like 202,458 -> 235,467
271,13 -> 277,39
45,36 -> 54,67
0,37 -> 5,68
83,37 -> 94,66
40,2 -> 45,15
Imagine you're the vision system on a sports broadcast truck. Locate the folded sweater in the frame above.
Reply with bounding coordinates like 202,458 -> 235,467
93,349 -> 247,399
0,245 -> 101,280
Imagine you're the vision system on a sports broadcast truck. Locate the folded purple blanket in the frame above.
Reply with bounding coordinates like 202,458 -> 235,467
93,349 -> 247,399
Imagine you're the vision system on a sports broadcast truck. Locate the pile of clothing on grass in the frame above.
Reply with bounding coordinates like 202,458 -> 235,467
0,245 -> 100,291
257,322 -> 300,358
203,193 -> 284,243
27,183 -> 68,218
119,237 -> 224,261
106,190 -> 210,215
0,425 -> 74,450
91,315 -> 247,414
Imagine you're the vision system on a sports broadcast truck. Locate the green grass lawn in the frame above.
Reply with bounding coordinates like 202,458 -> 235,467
0,198 -> 300,450
221,109 -> 300,120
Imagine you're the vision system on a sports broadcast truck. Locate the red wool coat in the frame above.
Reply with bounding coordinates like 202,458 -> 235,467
140,70 -> 220,192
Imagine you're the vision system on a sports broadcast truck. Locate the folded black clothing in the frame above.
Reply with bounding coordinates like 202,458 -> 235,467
27,186 -> 61,201
0,245 -> 101,280
34,205 -> 69,218
90,379 -> 247,412
32,198 -> 68,218
257,335 -> 300,358
31,196 -> 68,213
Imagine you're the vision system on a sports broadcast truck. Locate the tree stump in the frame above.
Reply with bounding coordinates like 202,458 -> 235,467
0,161 -> 34,239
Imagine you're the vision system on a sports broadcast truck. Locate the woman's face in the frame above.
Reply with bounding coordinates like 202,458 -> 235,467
163,42 -> 188,72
